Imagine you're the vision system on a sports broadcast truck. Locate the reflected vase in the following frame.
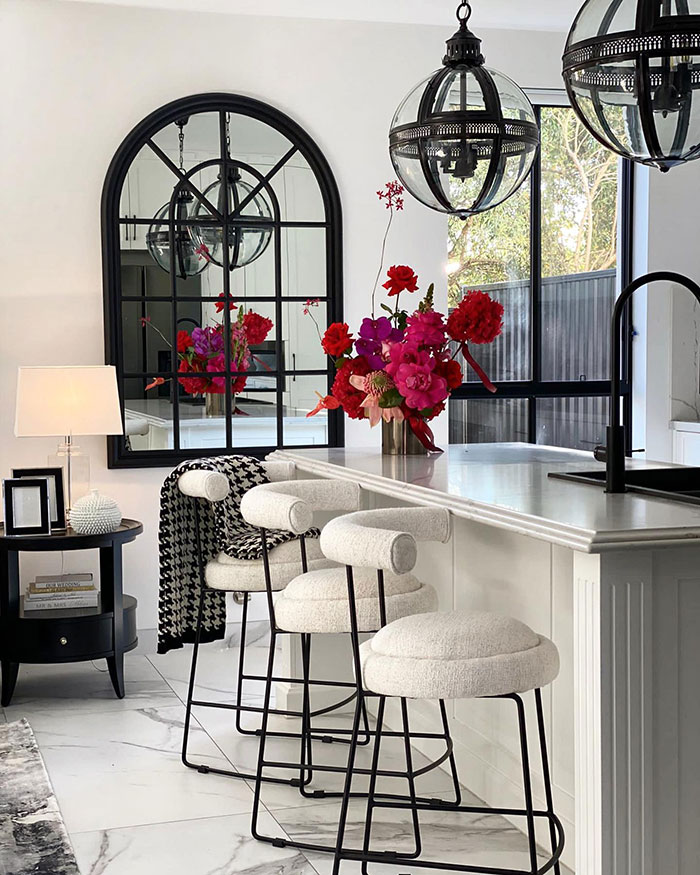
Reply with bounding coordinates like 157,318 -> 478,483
204,393 -> 227,417
381,419 -> 428,456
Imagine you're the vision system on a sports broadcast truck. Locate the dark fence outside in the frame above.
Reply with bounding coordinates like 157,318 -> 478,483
449,269 -> 616,449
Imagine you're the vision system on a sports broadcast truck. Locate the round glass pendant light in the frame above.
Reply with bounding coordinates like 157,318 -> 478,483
389,0 -> 539,219
146,119 -> 207,279
190,164 -> 273,271
563,0 -> 700,172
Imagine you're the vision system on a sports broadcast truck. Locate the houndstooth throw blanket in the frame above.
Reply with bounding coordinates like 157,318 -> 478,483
157,456 -> 318,654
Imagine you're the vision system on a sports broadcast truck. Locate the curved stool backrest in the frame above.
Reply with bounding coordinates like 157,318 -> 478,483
241,479 -> 362,536
320,506 -> 451,576
240,478 -> 362,619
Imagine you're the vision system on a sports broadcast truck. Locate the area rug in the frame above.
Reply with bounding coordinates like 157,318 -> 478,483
0,718 -> 79,875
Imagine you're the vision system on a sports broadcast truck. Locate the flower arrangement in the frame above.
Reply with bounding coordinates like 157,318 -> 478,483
142,293 -> 273,403
306,182 -> 504,452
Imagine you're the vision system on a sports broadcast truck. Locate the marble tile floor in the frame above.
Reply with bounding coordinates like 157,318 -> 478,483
2,632 -> 572,875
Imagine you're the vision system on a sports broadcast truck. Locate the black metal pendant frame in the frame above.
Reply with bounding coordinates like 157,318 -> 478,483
389,5 -> 539,219
390,64 -> 539,218
102,93 -> 344,468
563,0 -> 700,170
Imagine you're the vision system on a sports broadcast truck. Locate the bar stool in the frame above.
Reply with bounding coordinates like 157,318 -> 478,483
243,495 -> 462,855
178,462 -> 357,785
319,508 -> 565,875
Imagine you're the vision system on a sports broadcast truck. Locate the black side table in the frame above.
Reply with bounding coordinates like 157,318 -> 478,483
0,520 -> 143,706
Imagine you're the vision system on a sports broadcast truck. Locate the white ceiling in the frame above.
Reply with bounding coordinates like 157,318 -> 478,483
62,0 -> 582,32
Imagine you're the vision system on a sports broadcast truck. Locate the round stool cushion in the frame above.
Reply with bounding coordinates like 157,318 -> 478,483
205,538 -> 333,592
274,567 -> 438,634
360,611 -> 560,699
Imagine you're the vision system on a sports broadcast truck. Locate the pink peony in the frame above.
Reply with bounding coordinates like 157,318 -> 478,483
385,342 -> 431,380
394,359 -> 449,411
405,309 -> 447,347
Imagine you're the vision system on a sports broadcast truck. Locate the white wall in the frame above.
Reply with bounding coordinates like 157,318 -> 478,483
0,0 -> 566,629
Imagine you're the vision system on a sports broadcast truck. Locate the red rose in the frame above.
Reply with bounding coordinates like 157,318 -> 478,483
435,358 -> 463,389
177,330 -> 193,353
447,291 -> 504,345
382,265 -> 419,297
243,311 -> 273,346
177,358 -> 209,395
331,356 -> 371,420
322,323 -> 354,358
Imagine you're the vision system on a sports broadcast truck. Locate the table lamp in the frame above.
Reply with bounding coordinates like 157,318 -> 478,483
14,366 -> 124,515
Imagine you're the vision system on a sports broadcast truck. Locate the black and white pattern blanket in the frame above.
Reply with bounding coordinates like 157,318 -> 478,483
158,455 -> 318,654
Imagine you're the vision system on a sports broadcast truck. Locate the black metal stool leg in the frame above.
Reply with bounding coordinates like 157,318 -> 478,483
235,594 -> 258,737
535,689 -> 561,875
181,580 -> 205,771
360,695 -> 386,875
514,693 -> 539,875
400,697 -> 423,859
439,699 -> 462,806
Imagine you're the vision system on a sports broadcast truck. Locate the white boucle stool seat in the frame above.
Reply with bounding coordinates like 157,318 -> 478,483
205,538 -> 334,592
360,611 -> 560,700
274,567 -> 438,634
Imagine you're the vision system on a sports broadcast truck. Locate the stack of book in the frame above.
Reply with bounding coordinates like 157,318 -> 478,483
23,573 -> 99,612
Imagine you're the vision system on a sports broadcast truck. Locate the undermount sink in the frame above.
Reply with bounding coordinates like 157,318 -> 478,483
549,467 -> 700,506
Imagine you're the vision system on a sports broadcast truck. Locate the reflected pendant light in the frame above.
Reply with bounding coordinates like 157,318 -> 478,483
389,0 -> 540,219
146,118 -> 208,278
190,114 -> 273,271
563,0 -> 700,172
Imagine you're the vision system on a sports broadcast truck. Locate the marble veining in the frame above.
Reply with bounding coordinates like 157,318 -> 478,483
0,719 -> 79,875
3,646 -> 574,874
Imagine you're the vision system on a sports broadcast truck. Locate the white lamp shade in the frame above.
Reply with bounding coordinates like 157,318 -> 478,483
15,366 -> 124,437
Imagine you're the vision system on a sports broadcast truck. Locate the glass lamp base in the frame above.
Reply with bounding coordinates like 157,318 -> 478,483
49,442 -> 90,515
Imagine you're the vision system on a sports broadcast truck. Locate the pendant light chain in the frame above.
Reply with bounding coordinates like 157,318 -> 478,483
225,112 -> 232,157
177,121 -> 185,172
456,0 -> 472,23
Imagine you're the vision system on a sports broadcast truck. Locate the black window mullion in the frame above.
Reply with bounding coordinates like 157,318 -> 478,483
530,104 -> 543,444
219,110 -> 233,451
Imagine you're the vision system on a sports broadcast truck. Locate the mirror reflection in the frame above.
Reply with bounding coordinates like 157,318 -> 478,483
108,99 -> 340,460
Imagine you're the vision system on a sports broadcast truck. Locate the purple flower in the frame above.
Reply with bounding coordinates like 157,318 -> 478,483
192,327 -> 210,356
388,327 -> 405,343
359,317 -> 393,343
355,337 -> 385,369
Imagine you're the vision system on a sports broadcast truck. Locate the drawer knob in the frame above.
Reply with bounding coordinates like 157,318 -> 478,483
59,637 -> 68,646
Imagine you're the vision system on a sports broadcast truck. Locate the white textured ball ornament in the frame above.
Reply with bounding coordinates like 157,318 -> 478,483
69,490 -> 122,535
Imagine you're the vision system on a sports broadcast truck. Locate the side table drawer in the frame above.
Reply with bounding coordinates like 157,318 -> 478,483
0,613 -> 113,662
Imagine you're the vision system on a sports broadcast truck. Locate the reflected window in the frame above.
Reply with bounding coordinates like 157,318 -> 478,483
103,94 -> 343,466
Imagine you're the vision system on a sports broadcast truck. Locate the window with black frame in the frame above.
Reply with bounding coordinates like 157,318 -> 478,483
447,103 -> 633,452
102,94 -> 343,468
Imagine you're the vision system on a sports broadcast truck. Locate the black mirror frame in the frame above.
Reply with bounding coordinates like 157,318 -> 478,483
101,92 -> 344,469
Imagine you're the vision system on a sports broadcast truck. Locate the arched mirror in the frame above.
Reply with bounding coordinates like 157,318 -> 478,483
102,93 -> 343,467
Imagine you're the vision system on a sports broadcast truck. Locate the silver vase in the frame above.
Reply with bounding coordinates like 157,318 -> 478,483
381,419 -> 428,456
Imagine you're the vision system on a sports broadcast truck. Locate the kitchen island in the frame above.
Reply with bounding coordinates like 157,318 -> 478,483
269,442 -> 700,875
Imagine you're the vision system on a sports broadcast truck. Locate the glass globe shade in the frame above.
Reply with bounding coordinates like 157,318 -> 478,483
190,166 -> 273,270
146,192 -> 208,279
563,0 -> 700,171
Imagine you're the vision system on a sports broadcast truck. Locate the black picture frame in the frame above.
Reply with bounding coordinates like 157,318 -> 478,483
2,478 -> 51,537
12,467 -> 66,530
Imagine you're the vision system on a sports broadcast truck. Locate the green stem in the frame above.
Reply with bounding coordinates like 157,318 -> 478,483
371,209 -> 394,319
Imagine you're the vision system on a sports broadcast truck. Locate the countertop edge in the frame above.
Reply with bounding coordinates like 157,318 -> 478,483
269,450 -> 700,553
